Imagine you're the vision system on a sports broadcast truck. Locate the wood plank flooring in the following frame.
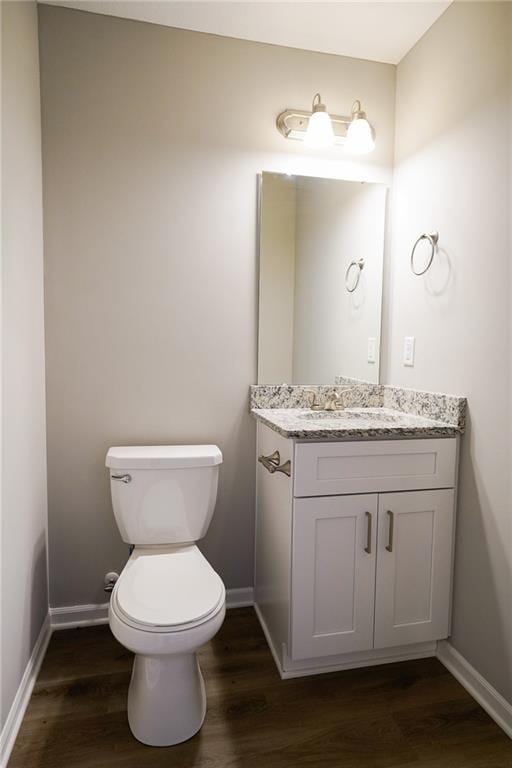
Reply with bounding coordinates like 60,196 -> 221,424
8,608 -> 512,768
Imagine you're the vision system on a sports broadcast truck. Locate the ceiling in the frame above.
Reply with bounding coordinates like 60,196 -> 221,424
39,1 -> 451,65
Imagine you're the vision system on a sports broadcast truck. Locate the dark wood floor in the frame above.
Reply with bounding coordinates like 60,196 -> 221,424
8,608 -> 512,768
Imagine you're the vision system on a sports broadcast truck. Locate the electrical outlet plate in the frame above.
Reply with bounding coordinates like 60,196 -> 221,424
367,337 -> 377,364
403,336 -> 415,367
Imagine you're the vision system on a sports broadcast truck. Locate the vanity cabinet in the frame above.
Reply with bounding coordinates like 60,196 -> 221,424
292,488 -> 454,660
255,423 -> 459,678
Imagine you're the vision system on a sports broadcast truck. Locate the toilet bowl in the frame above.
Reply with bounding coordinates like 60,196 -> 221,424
109,546 -> 226,746
105,445 -> 225,746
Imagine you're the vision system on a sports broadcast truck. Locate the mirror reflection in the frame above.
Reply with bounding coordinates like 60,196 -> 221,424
258,172 -> 387,385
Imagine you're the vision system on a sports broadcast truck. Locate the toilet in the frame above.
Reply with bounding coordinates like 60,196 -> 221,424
105,445 -> 225,747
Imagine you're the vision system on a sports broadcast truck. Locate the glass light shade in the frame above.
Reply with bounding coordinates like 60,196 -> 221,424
304,110 -> 335,149
345,117 -> 375,154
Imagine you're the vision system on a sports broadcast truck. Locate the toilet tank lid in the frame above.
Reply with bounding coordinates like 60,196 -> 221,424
106,445 -> 222,469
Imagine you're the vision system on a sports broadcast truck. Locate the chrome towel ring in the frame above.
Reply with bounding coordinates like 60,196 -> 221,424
345,258 -> 365,293
411,231 -> 439,275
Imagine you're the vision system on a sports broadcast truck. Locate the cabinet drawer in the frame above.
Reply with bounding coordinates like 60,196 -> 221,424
294,438 -> 457,497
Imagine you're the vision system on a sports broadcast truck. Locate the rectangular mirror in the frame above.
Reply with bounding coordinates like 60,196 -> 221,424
258,172 -> 387,385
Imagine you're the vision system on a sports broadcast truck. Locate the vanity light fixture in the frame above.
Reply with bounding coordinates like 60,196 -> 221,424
276,94 -> 375,153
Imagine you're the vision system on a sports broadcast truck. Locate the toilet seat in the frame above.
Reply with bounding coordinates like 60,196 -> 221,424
113,545 -> 225,633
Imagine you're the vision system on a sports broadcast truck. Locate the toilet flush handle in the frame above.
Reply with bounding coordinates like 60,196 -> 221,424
111,473 -> 132,483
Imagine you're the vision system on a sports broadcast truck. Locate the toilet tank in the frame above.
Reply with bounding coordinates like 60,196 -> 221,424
106,445 -> 222,545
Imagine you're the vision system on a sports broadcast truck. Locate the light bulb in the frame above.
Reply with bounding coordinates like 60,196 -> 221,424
304,93 -> 335,149
345,100 -> 375,155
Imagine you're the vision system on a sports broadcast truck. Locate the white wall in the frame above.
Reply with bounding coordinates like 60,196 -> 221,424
386,1 -> 512,703
293,178 -> 385,383
38,5 -> 395,607
1,0 -> 48,730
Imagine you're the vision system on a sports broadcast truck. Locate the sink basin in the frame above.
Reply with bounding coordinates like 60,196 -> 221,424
298,408 -> 403,424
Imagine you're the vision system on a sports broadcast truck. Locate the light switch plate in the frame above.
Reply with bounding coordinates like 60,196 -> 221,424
403,336 -> 415,367
367,337 -> 376,364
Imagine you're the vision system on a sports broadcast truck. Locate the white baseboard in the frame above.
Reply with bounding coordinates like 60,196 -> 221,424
50,602 -> 110,629
254,603 -> 286,675
280,643 -> 437,680
0,613 -> 51,768
50,587 -> 255,630
254,603 -> 435,680
225,587 -> 254,609
437,640 -> 512,739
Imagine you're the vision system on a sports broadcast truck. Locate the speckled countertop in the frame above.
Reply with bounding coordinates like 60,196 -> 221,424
250,381 -> 466,440
252,407 -> 460,440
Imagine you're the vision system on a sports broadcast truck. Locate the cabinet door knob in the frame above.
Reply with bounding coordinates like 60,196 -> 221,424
364,511 -> 372,554
385,510 -> 394,552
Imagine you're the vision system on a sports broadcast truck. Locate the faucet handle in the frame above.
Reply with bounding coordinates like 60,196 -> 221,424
334,386 -> 357,409
304,388 -> 323,409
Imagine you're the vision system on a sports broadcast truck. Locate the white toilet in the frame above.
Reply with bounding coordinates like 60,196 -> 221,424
105,445 -> 226,747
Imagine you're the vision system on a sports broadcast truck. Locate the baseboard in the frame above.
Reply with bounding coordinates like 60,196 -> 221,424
280,643 -> 436,680
0,613 -> 51,767
51,587 -> 255,630
50,602 -> 110,629
254,603 -> 286,677
253,603 -> 435,680
437,640 -> 512,739
225,587 -> 254,609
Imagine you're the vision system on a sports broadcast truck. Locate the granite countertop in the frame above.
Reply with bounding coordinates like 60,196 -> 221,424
250,380 -> 466,440
251,406 -> 461,440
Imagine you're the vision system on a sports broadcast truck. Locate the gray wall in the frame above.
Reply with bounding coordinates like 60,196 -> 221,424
1,0 -> 48,732
38,6 -> 395,607
385,1 -> 512,703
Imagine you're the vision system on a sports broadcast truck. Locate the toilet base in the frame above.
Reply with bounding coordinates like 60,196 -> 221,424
127,652 -> 207,746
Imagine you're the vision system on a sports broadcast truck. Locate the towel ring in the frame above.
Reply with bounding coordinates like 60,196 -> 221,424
345,258 -> 365,293
411,231 -> 439,275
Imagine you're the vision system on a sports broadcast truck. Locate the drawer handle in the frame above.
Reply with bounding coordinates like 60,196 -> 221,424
258,451 -> 291,477
386,510 -> 394,552
364,511 -> 372,554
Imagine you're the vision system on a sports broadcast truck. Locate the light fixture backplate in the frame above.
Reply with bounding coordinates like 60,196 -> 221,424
277,108 -> 352,145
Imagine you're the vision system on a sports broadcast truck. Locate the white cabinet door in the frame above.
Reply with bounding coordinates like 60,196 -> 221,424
374,489 -> 455,648
291,494 -> 377,660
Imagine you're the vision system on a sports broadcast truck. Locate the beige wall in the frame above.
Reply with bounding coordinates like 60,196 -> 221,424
38,5 -> 395,606
385,1 -> 512,702
1,0 -> 48,732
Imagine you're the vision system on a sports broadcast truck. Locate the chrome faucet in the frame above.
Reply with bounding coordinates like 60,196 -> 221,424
305,388 -> 353,411
323,391 -> 343,411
